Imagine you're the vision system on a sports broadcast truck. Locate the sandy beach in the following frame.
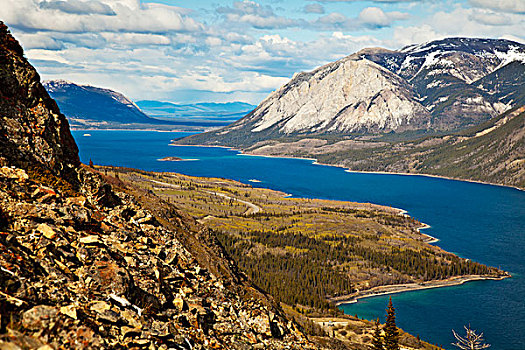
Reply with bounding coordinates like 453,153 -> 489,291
329,274 -> 511,306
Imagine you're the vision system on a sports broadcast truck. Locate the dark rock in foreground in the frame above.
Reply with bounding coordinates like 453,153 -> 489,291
0,23 -> 79,182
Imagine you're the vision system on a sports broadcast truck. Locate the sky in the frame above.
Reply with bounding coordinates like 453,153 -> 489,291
1,0 -> 524,104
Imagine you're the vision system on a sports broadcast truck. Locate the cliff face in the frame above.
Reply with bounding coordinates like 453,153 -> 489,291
0,23 -> 79,182
0,22 -> 322,349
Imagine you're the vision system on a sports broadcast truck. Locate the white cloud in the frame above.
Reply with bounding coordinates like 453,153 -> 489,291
431,7 -> 524,38
390,6 -> 525,48
469,0 -> 525,14
359,7 -> 391,26
100,33 -> 171,46
312,7 -> 409,30
470,11 -> 511,26
391,24 -> 444,47
304,4 -> 325,14
39,0 -> 115,15
216,1 -> 408,31
217,1 -> 302,29
0,0 -> 204,33
15,32 -> 65,50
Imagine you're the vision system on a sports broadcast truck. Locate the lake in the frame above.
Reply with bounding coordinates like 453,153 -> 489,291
73,130 -> 525,350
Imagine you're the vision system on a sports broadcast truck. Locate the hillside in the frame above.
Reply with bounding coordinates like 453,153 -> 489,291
230,106 -> 524,189
113,168 -> 506,311
0,21 -> 327,349
44,80 -> 178,129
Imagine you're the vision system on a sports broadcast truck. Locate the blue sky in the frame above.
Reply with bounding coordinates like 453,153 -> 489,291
1,0 -> 523,104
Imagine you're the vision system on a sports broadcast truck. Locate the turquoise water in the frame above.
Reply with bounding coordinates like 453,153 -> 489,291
73,130 -> 525,350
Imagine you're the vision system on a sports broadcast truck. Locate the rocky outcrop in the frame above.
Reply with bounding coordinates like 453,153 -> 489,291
0,23 -> 79,182
246,57 -> 431,135
177,37 -> 524,148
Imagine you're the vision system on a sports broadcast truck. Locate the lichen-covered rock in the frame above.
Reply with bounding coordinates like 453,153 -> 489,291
0,164 -> 324,349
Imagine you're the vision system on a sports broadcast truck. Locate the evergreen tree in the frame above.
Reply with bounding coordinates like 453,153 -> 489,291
384,297 -> 399,350
372,318 -> 384,350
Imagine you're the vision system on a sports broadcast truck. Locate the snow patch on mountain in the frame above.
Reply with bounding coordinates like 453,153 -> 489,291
495,46 -> 525,68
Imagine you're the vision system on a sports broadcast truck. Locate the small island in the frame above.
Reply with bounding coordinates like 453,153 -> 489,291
157,156 -> 183,161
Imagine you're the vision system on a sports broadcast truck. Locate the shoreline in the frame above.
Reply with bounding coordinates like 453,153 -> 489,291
417,224 -> 439,243
169,141 -> 523,192
342,168 -> 525,192
76,129 -> 523,192
330,274 -> 511,306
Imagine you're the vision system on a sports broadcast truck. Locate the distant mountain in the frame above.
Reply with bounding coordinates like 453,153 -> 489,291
42,80 -> 252,130
43,80 -> 173,128
136,100 -> 255,124
178,38 -> 524,148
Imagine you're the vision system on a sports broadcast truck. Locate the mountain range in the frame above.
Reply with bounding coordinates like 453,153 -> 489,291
180,38 -> 523,140
176,38 -> 525,188
44,80 -> 254,130
136,100 -> 254,126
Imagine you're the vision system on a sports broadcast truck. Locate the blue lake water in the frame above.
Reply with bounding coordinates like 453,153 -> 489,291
73,130 -> 525,350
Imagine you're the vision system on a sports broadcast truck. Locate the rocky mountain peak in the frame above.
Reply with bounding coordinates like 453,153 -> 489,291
246,56 -> 430,135
0,22 -> 79,181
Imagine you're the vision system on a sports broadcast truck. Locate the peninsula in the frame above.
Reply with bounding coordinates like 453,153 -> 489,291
105,167 -> 508,313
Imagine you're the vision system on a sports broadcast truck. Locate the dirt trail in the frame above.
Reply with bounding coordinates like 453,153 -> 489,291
203,190 -> 262,215
145,178 -> 262,215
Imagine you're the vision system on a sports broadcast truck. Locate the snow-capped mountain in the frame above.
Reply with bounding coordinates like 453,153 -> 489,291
360,38 -> 523,130
179,38 -> 524,147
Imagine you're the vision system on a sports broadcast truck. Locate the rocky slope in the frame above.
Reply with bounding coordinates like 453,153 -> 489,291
43,80 -> 175,129
178,38 -> 524,147
363,106 -> 524,188
0,22 -> 329,349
